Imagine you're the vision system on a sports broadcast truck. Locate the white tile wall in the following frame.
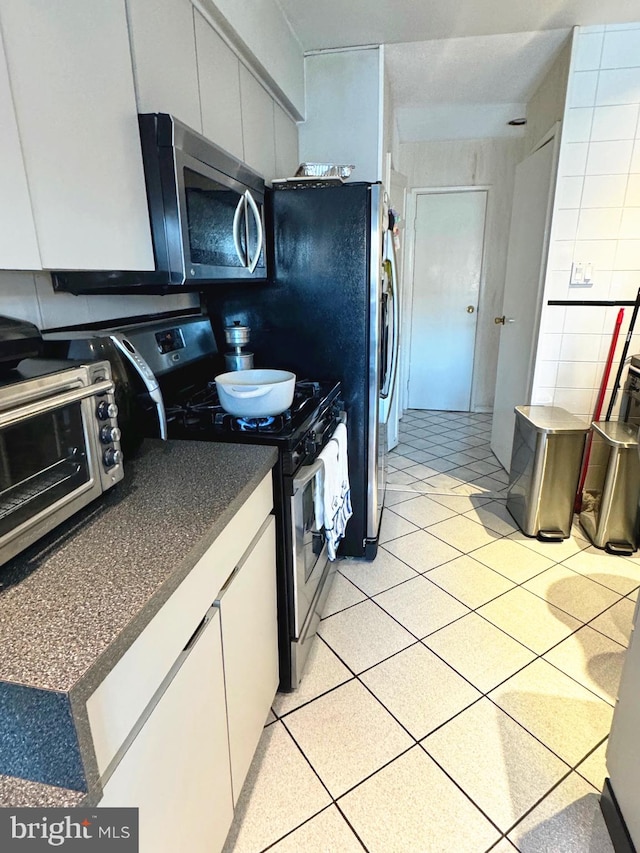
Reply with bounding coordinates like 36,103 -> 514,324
600,27 -> 640,68
573,32 -> 604,72
559,142 -> 589,175
581,174 -> 627,207
576,207 -> 621,240
568,72 -> 598,108
531,23 -> 640,419
590,104 -> 639,140
596,67 -> 640,106
585,139 -> 634,174
626,173 -> 640,204
556,176 -> 584,207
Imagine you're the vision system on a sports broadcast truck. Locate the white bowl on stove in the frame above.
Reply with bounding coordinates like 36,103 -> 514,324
215,369 -> 296,418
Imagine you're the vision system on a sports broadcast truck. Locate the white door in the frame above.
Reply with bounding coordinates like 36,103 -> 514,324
490,133 -> 558,470
408,190 -> 487,411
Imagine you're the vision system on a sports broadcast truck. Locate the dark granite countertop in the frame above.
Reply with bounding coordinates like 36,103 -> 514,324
0,439 -> 277,806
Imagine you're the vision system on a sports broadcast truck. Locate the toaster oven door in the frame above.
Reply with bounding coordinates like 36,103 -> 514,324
0,401 -> 93,541
0,370 -> 117,565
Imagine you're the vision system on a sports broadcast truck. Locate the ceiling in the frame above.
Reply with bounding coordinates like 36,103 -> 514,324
386,29 -> 570,141
278,0 -> 640,51
278,0 -> 640,142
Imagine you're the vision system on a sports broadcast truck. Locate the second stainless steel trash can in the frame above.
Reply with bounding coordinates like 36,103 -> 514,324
506,406 -> 589,540
579,421 -> 640,555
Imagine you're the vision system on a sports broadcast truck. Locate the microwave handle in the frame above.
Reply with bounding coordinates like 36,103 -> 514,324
108,334 -> 168,441
0,379 -> 114,429
232,195 -> 247,268
246,190 -> 263,274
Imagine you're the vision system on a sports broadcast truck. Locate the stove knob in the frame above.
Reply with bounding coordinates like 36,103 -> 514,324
97,400 -> 118,421
100,426 -> 122,445
103,447 -> 123,468
304,435 -> 317,455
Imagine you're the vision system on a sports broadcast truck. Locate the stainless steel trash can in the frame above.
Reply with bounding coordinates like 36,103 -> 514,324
579,421 -> 640,555
506,406 -> 589,540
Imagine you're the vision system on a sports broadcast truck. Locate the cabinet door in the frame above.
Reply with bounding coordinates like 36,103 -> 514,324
274,103 -> 299,180
126,0 -> 202,133
195,12 -> 244,161
0,0 -> 155,271
218,515 -> 278,803
100,608 -> 233,853
0,31 -> 40,269
239,65 -> 276,182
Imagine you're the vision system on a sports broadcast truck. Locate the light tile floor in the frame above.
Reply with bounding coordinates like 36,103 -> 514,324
223,410 -> 639,853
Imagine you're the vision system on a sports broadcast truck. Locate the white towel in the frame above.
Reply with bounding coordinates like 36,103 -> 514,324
314,423 -> 352,560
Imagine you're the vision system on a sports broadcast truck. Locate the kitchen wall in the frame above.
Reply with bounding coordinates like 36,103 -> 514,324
524,33 -> 572,155
0,0 -> 301,332
398,136 -> 524,410
531,23 -> 640,418
299,47 -> 382,183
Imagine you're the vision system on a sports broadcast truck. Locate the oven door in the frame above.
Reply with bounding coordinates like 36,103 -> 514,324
289,457 -> 334,687
0,381 -> 108,565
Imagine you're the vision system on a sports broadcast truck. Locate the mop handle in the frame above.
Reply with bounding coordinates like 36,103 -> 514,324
605,287 -> 640,421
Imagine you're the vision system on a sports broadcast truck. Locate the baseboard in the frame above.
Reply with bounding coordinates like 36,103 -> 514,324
600,778 -> 637,853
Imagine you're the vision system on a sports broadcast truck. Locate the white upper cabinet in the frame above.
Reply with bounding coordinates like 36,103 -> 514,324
0,0 -> 154,271
0,30 -> 40,270
126,0 -> 202,133
274,103 -> 299,179
195,12 -> 243,161
240,65 -> 276,182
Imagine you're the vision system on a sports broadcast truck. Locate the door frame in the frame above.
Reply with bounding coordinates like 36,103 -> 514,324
402,185 -> 491,413
521,123 -> 561,403
489,122 -> 560,468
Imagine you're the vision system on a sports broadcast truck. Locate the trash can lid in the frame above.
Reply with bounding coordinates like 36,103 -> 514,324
592,420 -> 639,447
514,405 -> 590,434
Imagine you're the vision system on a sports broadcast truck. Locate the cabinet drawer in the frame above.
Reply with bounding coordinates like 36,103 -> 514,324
87,472 -> 273,776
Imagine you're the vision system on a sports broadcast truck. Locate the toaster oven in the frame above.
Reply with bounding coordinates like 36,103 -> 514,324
0,360 -> 123,567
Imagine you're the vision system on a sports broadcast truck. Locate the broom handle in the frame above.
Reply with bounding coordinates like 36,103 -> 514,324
575,308 -> 624,512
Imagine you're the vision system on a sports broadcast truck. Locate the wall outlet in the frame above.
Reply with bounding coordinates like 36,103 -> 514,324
570,261 -> 593,286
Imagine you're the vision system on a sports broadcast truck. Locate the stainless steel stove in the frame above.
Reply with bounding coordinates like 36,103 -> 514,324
54,315 -> 344,690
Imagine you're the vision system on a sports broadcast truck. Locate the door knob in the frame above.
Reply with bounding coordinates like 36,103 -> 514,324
495,316 -> 505,325
467,305 -> 475,314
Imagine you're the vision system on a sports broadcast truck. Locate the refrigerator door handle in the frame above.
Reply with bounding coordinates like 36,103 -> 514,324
380,271 -> 394,400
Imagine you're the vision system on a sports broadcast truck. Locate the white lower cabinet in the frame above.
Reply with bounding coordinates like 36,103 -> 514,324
218,515 -> 278,803
95,478 -> 278,853
100,607 -> 234,853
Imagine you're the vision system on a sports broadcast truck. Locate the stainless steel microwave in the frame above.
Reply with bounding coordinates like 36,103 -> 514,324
0,360 -> 124,567
52,114 -> 267,294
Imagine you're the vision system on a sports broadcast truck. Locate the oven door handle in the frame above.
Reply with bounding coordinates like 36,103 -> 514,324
293,457 -> 324,492
0,379 -> 114,429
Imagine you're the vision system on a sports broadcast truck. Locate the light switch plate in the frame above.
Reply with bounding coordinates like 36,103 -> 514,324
570,260 -> 593,286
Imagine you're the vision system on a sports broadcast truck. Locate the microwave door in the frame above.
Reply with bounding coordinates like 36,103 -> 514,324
174,149 -> 259,282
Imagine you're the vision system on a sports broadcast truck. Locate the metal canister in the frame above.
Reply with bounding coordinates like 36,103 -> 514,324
224,322 -> 253,371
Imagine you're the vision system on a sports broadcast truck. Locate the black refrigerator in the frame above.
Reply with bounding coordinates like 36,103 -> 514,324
206,181 -> 394,559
